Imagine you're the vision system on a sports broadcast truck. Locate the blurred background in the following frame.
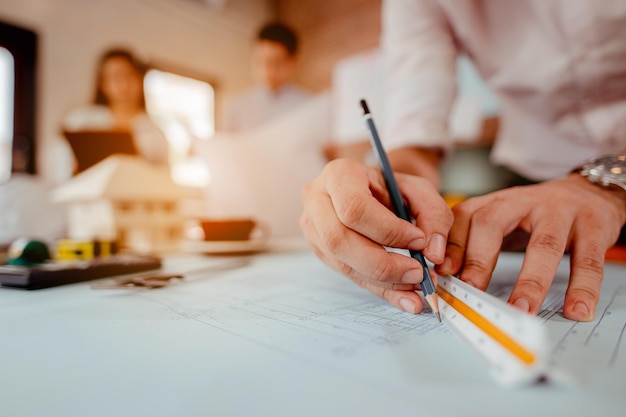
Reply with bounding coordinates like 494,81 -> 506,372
0,0 -> 506,248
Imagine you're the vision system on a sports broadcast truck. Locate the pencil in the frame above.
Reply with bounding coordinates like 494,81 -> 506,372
360,99 -> 441,321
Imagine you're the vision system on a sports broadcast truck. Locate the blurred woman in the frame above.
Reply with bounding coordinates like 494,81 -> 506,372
63,47 -> 169,165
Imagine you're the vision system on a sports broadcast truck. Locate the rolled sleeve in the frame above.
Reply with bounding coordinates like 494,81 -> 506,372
382,0 -> 458,152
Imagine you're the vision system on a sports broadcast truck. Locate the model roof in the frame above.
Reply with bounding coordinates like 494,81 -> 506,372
52,155 -> 188,202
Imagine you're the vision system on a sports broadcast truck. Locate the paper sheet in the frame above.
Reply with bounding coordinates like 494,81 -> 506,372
486,258 -> 626,385
130,254 -> 626,408
0,251 -> 624,417
149,253 -> 626,404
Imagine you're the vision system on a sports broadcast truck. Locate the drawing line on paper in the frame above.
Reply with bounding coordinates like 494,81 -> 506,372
136,270 -> 626,375
584,288 -> 620,346
609,322 -> 626,367
229,304 -> 367,344
134,290 -> 443,399
537,287 -> 566,322
551,321 -> 579,354
139,286 -> 445,351
550,285 -> 626,368
230,295 -> 444,345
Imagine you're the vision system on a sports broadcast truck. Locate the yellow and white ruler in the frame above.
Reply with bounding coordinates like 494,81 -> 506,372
436,274 -> 550,386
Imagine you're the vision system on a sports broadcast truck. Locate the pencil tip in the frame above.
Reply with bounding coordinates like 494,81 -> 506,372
360,99 -> 370,114
435,312 -> 442,322
425,293 -> 440,321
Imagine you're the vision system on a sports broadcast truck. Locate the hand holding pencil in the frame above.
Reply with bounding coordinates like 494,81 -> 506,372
299,102 -> 454,316
360,99 -> 441,319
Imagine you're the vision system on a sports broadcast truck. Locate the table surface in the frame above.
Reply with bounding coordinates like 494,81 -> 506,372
1,246 -> 625,417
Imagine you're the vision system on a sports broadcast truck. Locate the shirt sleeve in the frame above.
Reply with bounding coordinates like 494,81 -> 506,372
382,0 -> 458,152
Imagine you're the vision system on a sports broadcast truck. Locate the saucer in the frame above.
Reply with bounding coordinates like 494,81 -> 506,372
180,238 -> 269,256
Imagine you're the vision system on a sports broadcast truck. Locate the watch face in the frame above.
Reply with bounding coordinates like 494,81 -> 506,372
581,154 -> 626,190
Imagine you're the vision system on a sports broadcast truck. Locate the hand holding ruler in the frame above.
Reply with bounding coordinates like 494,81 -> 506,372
436,273 -> 550,386
358,99 -> 551,386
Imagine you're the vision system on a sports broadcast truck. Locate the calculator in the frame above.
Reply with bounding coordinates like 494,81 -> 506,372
0,254 -> 162,290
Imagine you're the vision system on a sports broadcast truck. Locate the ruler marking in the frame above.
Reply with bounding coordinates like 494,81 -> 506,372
437,284 -> 536,365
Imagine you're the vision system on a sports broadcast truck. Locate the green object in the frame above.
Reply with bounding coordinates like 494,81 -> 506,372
7,238 -> 51,266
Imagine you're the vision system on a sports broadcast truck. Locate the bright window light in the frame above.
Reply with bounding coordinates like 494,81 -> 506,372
0,47 -> 14,183
144,69 -> 214,187
145,69 -> 215,143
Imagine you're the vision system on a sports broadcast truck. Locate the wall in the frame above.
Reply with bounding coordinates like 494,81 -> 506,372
0,0 -> 275,182
277,0 -> 381,93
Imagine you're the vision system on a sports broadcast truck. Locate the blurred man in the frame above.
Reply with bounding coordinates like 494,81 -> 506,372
222,22 -> 310,132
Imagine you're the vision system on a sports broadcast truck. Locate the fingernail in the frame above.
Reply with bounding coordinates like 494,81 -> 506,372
512,297 -> 530,313
399,298 -> 417,314
439,257 -> 453,274
428,234 -> 446,261
408,237 -> 426,250
401,268 -> 423,284
572,301 -> 590,319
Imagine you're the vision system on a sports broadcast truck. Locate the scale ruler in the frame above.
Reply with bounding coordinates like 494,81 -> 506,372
436,274 -> 550,385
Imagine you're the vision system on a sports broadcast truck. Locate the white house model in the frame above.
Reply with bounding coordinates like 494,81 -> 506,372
52,155 -> 188,253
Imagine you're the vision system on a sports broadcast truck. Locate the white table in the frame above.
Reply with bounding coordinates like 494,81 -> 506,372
1,248 -> 624,417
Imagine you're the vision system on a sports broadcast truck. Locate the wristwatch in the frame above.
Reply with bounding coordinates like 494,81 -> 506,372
577,153 -> 626,192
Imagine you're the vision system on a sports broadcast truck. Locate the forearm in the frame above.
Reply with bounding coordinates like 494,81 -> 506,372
388,146 -> 443,190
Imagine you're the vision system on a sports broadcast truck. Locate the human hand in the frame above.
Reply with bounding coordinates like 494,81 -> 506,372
437,174 -> 626,321
300,159 -> 453,314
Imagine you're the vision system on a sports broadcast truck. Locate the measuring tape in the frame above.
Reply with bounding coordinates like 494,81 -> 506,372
437,274 -> 550,385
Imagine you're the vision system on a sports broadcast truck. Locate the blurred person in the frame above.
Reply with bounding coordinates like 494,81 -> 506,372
63,47 -> 169,166
222,22 -> 311,132
301,1 -> 626,322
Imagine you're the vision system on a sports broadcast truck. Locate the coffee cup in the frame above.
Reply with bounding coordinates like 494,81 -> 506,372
199,218 -> 268,242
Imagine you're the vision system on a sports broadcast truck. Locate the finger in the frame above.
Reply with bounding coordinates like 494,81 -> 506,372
307,237 -> 420,292
324,162 -> 426,251
300,182 -> 330,251
508,215 -> 572,315
302,171 -> 425,288
396,174 -> 454,264
300,204 -> 324,253
304,211 -> 420,291
437,196 -> 490,276
310,190 -> 426,286
459,199 -> 528,291
351,276 -> 424,314
562,225 -> 608,322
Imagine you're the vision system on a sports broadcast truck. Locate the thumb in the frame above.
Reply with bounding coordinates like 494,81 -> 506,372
397,174 -> 453,264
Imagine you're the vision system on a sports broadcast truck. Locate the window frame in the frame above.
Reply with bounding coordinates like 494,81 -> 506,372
0,20 -> 38,175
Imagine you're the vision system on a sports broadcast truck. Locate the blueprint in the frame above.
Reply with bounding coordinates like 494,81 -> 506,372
0,251 -> 624,417
141,252 -> 626,406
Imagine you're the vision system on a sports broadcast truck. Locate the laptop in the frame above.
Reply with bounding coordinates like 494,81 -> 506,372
63,130 -> 138,174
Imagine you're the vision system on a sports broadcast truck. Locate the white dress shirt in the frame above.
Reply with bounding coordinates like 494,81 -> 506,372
222,85 -> 311,132
382,0 -> 626,181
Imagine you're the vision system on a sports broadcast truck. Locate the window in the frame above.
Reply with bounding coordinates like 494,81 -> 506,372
0,21 -> 37,181
0,47 -> 13,183
144,68 -> 214,187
